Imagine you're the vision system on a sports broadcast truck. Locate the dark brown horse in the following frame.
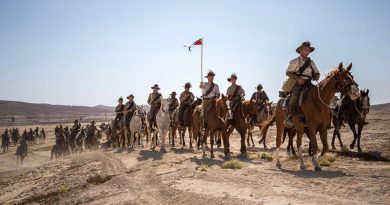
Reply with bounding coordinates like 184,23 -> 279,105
201,95 -> 232,159
226,99 -> 258,157
248,101 -> 273,148
262,63 -> 360,171
332,89 -> 370,152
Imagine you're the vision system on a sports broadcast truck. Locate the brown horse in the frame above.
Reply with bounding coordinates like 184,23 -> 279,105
248,101 -> 273,148
262,63 -> 360,171
226,99 -> 258,157
170,98 -> 202,148
201,95 -> 232,159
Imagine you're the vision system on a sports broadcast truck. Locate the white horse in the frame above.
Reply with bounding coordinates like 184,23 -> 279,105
151,98 -> 171,152
130,105 -> 146,147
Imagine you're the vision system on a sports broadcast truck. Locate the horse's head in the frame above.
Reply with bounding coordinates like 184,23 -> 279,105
216,94 -> 232,121
192,97 -> 203,108
265,101 -> 274,117
160,98 -> 170,113
245,100 -> 259,117
332,63 -> 360,100
360,89 -> 370,115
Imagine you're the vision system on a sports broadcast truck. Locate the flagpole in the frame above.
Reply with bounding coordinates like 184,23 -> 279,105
200,37 -> 204,83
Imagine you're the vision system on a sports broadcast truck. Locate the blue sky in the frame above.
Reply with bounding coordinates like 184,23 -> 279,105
0,0 -> 389,106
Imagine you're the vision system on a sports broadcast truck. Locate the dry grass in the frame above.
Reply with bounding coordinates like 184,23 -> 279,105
199,163 -> 208,172
222,159 -> 243,169
248,152 -> 273,161
319,155 -> 338,166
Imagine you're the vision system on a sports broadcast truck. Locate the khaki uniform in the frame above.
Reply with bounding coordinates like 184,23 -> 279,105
178,91 -> 195,125
168,97 -> 179,111
147,92 -> 162,125
287,57 -> 320,108
226,84 -> 245,114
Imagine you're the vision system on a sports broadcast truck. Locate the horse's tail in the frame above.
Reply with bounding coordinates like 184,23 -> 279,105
259,114 -> 276,138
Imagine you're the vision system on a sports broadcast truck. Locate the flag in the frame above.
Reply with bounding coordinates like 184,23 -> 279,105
185,38 -> 203,51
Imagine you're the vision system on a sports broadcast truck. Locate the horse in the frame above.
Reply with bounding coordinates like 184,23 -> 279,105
16,139 -> 28,165
332,89 -> 370,152
51,144 -> 66,160
255,101 -> 274,148
261,63 -> 360,171
129,105 -> 146,147
150,98 -> 171,152
1,132 -> 10,153
202,95 -> 232,159
84,129 -> 100,151
109,120 -> 122,148
171,97 -> 203,149
226,99 -> 258,157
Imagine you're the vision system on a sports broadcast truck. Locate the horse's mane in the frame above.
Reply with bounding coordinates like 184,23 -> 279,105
318,67 -> 340,87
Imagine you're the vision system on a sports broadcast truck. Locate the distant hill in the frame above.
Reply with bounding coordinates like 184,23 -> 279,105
0,100 -> 114,116
371,103 -> 390,112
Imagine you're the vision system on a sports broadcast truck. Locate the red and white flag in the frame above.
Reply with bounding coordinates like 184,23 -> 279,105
185,38 -> 203,51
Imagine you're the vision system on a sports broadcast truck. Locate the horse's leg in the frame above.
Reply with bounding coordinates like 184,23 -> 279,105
210,131 -> 215,158
160,129 -> 167,152
202,129 -> 209,157
357,123 -> 364,153
221,128 -> 231,159
275,123 -> 284,168
296,129 -> 307,170
182,127 -> 186,147
287,129 -> 296,156
189,127 -> 193,149
319,126 -> 329,157
238,128 -> 247,158
308,128 -> 321,171
349,122 -> 358,150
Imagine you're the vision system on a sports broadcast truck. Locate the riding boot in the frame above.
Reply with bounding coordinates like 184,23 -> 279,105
285,106 -> 294,128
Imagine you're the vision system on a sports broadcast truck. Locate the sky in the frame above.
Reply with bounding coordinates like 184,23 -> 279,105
0,0 -> 389,106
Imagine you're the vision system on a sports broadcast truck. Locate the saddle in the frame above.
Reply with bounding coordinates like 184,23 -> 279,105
298,84 -> 315,107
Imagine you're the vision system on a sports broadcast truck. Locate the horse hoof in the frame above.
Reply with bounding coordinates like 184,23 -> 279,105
358,148 -> 363,153
252,145 -> 255,148
239,152 -> 248,159
350,144 -> 354,149
300,164 -> 306,170
314,166 -> 322,171
225,153 -> 232,160
160,147 -> 166,153
276,161 -> 282,168
332,146 -> 336,150
211,154 -> 215,159
202,153 -> 207,158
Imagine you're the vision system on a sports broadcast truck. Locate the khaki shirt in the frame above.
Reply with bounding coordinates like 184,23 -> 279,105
124,101 -> 137,116
179,91 -> 195,105
147,92 -> 162,105
226,84 -> 245,98
201,82 -> 220,99
168,97 -> 179,110
286,57 -> 320,80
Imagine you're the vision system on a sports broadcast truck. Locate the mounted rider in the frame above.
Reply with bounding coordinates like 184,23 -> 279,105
178,82 -> 195,126
87,121 -> 97,135
226,73 -> 245,116
147,84 -> 162,130
199,70 -> 220,128
124,94 -> 137,136
71,120 -> 81,133
168,91 -> 179,125
114,97 -> 125,130
283,41 -> 320,127
250,83 -> 270,124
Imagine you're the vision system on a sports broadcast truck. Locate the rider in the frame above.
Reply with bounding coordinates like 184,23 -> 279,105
178,82 -> 195,126
250,84 -> 270,124
71,120 -> 81,133
168,91 -> 179,125
124,94 -> 137,136
226,73 -> 245,116
199,70 -> 220,128
147,84 -> 162,130
284,41 -> 320,127
114,97 -> 125,130
87,121 -> 97,135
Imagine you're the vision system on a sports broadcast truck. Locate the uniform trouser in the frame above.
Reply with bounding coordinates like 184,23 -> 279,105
178,104 -> 190,124
125,114 -> 133,138
148,104 -> 161,128
289,84 -> 304,111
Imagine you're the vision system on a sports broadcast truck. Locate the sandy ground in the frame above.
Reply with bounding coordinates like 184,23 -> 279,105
0,112 -> 389,205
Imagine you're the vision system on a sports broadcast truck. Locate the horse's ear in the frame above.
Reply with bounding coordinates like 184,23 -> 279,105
346,63 -> 352,71
338,63 -> 343,72
221,94 -> 225,98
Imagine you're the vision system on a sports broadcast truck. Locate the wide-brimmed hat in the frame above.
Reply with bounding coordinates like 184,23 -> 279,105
204,70 -> 216,78
184,82 -> 192,88
91,121 -> 95,124
118,97 -> 123,101
227,73 -> 238,82
151,84 -> 161,90
74,119 -> 78,123
256,84 -> 263,90
127,94 -> 134,99
170,91 -> 177,96
296,41 -> 315,53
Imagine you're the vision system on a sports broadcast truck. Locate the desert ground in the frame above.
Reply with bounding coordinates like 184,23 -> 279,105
0,111 -> 389,205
